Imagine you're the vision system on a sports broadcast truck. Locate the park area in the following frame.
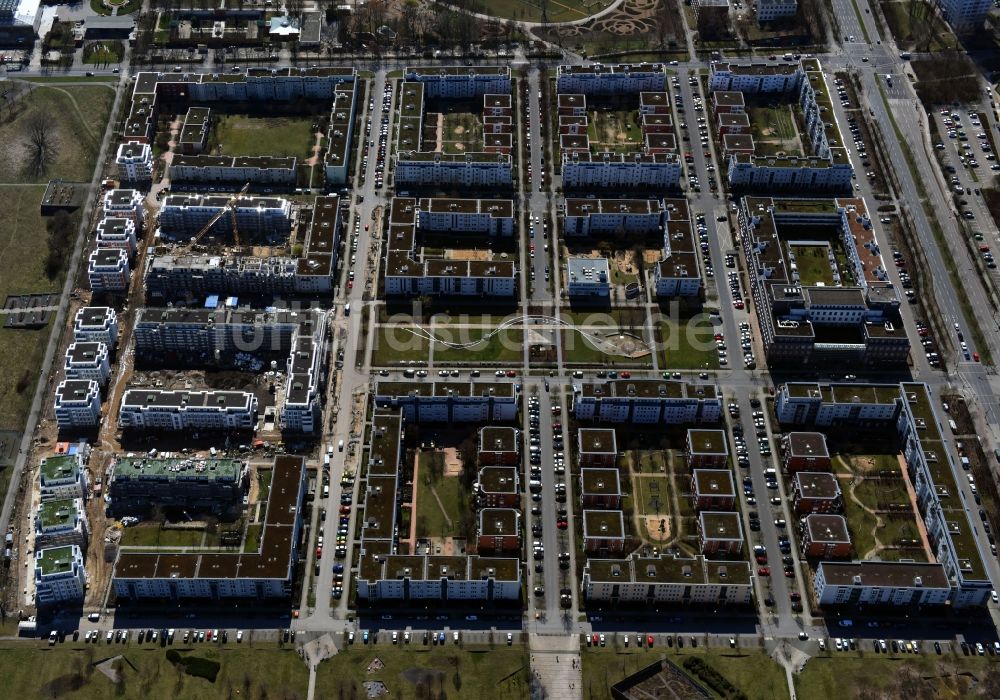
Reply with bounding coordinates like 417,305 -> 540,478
372,325 -> 430,365
430,328 -> 524,364
879,0 -> 958,52
472,0 -> 613,23
211,115 -> 317,160
748,104 -> 804,157
414,450 -> 468,541
588,110 -> 642,152
657,314 -> 719,370
789,244 -> 835,286
432,112 -> 484,154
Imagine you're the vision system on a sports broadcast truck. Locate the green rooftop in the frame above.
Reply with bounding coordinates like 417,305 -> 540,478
37,546 -> 76,576
112,456 -> 244,483
40,455 -> 79,484
38,500 -> 78,530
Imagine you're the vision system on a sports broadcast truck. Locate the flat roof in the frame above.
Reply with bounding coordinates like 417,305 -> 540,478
818,560 -> 950,588
38,499 -> 79,529
583,509 -> 625,539
578,428 -> 617,453
795,471 -> 840,499
581,468 -> 621,496
699,511 -> 742,541
37,546 -> 77,576
587,554 -> 752,585
479,466 -> 519,494
693,469 -> 735,498
786,432 -> 829,457
805,514 -> 851,543
578,379 -> 717,401
688,429 -> 728,456
40,454 -> 80,483
479,426 -> 518,453
478,508 -> 519,536
112,456 -> 244,483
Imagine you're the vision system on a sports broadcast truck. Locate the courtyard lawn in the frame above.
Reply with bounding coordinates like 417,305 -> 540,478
790,244 -> 835,286
372,325 -> 430,364
119,524 -> 214,548
588,110 -> 643,152
839,476 -> 879,559
82,40 -> 124,65
430,328 -> 524,364
212,115 -> 316,159
582,646 -> 789,700
748,104 -> 803,157
315,644 -> 530,700
439,112 -> 483,154
0,644 -> 309,698
658,316 -> 719,370
414,452 -> 466,539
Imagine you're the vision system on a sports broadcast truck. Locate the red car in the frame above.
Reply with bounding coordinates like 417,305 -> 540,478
755,555 -> 767,565
556,520 -> 568,530
592,633 -> 599,646
790,592 -> 801,601
340,505 -> 351,514
347,281 -> 353,290
506,370 -> 517,378
784,568 -> 796,578
647,635 -> 654,647
620,371 -> 631,378
974,352 -> 981,362
758,567 -> 770,576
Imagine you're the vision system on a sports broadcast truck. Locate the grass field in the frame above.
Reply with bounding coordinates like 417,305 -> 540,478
119,525 -> 208,548
748,104 -> 803,157
658,316 -> 719,370
431,328 -> 524,363
438,112 -> 483,154
212,115 -> 316,159
372,325 -> 430,364
0,83 -> 115,184
794,652 -> 1000,699
0,644 -> 309,699
582,646 -> 789,700
633,474 -> 671,515
471,0 -> 611,23
880,0 -> 958,52
415,452 -> 466,539
588,110 -> 642,152
315,644 -> 530,699
82,41 -> 124,65
790,244 -> 835,286
561,329 -> 653,367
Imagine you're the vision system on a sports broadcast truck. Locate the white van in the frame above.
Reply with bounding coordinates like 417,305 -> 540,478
338,439 -> 345,452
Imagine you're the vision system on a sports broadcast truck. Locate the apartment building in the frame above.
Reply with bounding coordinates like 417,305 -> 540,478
374,380 -> 519,423
477,466 -> 520,508
756,0 -> 798,21
53,380 -> 102,430
94,217 -> 138,257
654,199 -> 702,298
566,257 -> 611,299
582,510 -> 627,554
34,499 -> 88,551
562,198 -> 665,237
699,511 -> 743,555
383,196 -> 516,298
737,197 -> 908,366
692,469 -> 736,510
709,61 -> 803,93
477,508 -> 520,553
781,431 -> 832,472
582,554 -> 753,605
580,469 -> 622,509
119,389 -> 258,432
177,106 -> 211,154
39,452 -> 88,501
478,426 -> 520,466
578,428 -> 618,467
792,471 -> 842,514
937,0 -> 990,31
88,248 -> 131,293
324,82 -> 358,184
63,341 -> 111,385
718,112 -> 751,135
413,197 -> 515,237
158,194 -> 292,240
113,455 -> 307,601
712,91 -> 746,114
639,91 -> 672,114
115,142 -> 153,182
558,93 -> 587,116
561,152 -> 681,190
556,63 -> 667,94
73,306 -> 118,348
108,455 -> 249,517
775,383 -> 902,427
394,151 -> 513,188
814,561 -> 952,606
403,65 -> 511,98
574,379 -> 722,424
483,93 -> 512,117
356,552 -> 521,602
800,513 -> 852,558
34,545 -> 86,607
103,188 -> 145,224
169,155 -> 297,185
686,429 -> 729,468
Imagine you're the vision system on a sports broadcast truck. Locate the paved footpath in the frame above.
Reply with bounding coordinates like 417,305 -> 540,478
530,634 -> 582,699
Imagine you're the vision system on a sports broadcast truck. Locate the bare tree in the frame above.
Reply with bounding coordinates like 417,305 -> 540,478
23,114 -> 59,179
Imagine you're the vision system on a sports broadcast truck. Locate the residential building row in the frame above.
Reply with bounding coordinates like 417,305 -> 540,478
107,455 -> 249,518
582,554 -> 752,605
573,379 -> 722,424
374,380 -> 519,423
119,389 -> 258,432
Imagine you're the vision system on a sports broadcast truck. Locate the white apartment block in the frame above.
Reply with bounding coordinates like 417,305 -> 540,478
563,198 -> 665,237
119,389 -> 258,432
103,188 -> 146,224
54,380 -> 102,430
756,0 -> 798,21
169,155 -> 297,185
94,217 -> 138,257
566,257 -> 611,298
116,142 -> 153,182
88,248 -> 131,293
582,555 -> 753,605
937,0 -> 991,31
561,152 -> 681,190
374,380 -> 519,423
324,82 -> 358,184
281,324 -> 328,434
393,152 -> 513,188
39,452 -> 89,501
415,197 -> 515,237
727,156 -> 854,190
404,66 -> 511,98
356,554 -> 520,602
814,561 -> 952,606
73,307 -> 118,348
63,342 -> 111,385
34,545 -> 86,607
775,382 -> 902,426
35,499 -> 89,551
574,380 -> 722,424
709,62 -> 804,93
158,194 -> 292,239
556,63 -> 667,94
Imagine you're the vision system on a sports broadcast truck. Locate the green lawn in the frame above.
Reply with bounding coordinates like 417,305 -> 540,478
880,0 -> 958,52
0,644 -> 309,698
315,644 -> 530,700
0,83 -> 115,183
589,110 -> 643,152
212,115 -> 316,159
469,0 -> 610,23
790,244 -> 835,286
439,112 -> 483,154
658,316 -> 719,370
119,525 -> 208,548
243,524 -> 263,553
794,652 -> 1000,699
748,104 -> 803,157
633,474 -> 671,516
431,328 -> 524,363
561,329 -> 652,367
582,646 -> 789,700
372,325 -> 430,364
82,41 -> 124,65
414,452 -> 467,539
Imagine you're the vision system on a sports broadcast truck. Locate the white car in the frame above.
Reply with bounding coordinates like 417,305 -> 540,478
237,630 -> 244,643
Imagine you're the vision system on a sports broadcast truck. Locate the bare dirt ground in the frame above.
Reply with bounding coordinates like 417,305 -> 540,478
441,447 -> 462,477
642,515 -> 672,542
446,249 -> 492,261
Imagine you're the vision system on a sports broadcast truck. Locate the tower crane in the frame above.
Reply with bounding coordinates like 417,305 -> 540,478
178,182 -> 250,254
